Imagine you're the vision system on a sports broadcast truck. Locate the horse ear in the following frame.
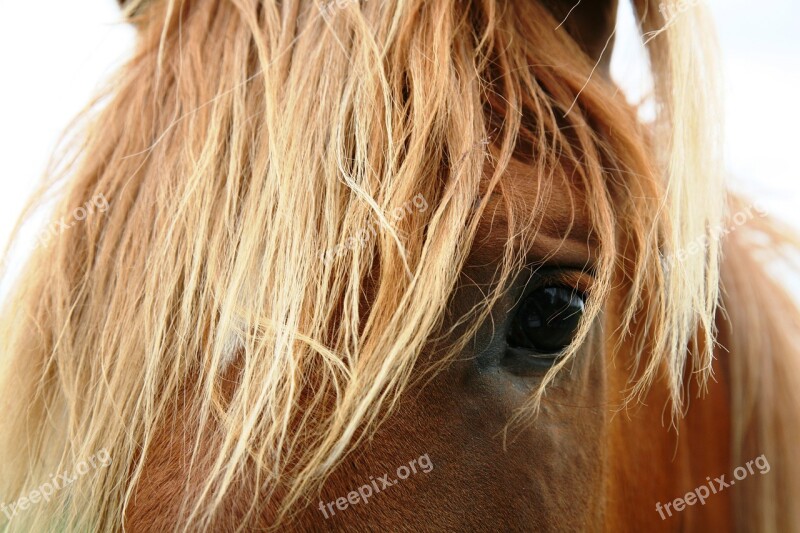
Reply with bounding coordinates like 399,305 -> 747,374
117,0 -> 148,22
542,0 -> 619,70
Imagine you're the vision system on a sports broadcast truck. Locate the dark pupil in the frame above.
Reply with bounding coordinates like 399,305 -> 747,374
508,287 -> 585,354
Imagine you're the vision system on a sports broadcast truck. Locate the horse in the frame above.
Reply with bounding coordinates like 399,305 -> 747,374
1,0 -> 799,531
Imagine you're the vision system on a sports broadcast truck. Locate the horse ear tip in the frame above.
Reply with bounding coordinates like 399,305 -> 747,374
117,0 -> 146,22
117,0 -> 142,12
543,0 -> 620,69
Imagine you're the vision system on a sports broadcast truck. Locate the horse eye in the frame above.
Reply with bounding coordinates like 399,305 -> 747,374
507,286 -> 586,357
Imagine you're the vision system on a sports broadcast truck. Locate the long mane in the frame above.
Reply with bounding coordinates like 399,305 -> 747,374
0,0 -> 797,530
720,202 -> 800,530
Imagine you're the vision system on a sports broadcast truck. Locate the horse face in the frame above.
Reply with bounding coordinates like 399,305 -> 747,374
302,160 -> 614,531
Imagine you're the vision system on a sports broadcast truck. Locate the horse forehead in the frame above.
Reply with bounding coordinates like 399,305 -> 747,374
473,156 -> 594,263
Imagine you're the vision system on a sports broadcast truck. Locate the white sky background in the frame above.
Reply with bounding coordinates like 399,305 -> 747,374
0,0 -> 798,292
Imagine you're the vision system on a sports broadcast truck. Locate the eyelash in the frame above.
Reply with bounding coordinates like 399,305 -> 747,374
522,269 -> 593,300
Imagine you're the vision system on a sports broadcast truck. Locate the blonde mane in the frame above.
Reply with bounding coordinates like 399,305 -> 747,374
0,0 -> 797,530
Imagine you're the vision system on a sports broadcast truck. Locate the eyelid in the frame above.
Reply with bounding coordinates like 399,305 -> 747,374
527,269 -> 594,298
